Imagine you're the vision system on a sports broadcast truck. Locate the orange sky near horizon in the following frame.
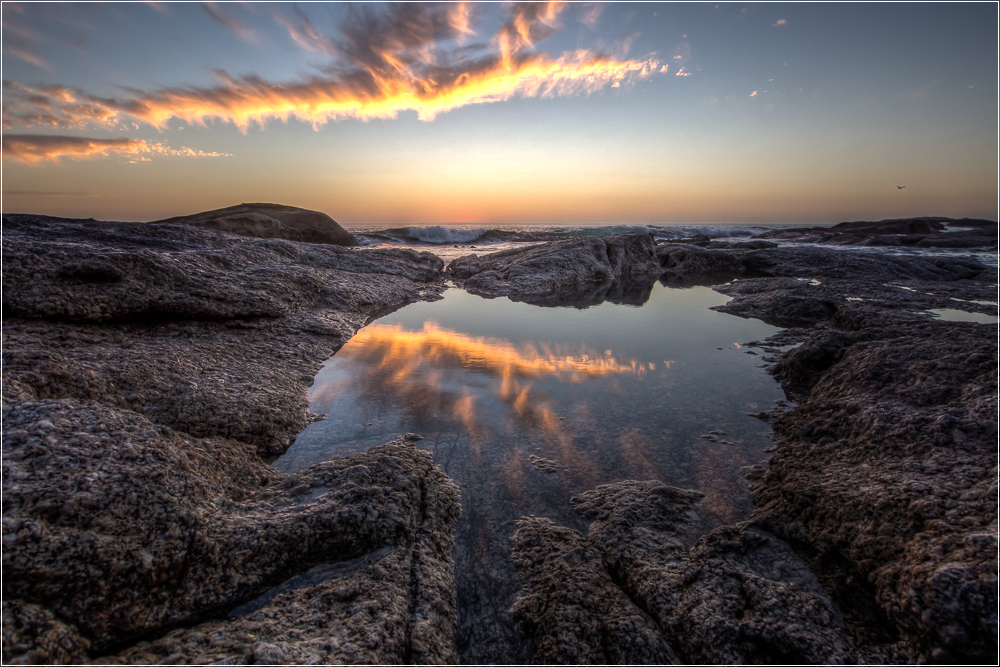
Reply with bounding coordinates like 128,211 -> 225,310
2,2 -> 996,225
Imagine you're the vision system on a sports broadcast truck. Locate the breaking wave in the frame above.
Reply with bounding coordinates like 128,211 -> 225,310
404,226 -> 487,244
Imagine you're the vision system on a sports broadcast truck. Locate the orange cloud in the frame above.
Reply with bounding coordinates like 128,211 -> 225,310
2,134 -> 148,164
3,3 -> 661,133
1,134 -> 230,165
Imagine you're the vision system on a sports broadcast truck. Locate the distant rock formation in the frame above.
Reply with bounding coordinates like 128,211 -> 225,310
447,233 -> 663,307
154,202 -> 358,246
754,217 -> 997,249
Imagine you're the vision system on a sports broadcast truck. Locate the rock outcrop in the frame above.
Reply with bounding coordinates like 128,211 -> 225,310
714,249 -> 999,663
754,319 -> 998,662
509,244 -> 997,664
754,217 -> 997,249
4,417 -> 460,664
510,481 -> 869,664
447,233 -> 663,307
153,202 -> 358,246
2,214 -> 443,458
2,215 -> 461,664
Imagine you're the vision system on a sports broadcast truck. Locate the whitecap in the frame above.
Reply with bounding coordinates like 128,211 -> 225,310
405,226 -> 487,244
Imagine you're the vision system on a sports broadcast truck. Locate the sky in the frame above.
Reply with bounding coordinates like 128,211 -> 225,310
2,1 -> 997,225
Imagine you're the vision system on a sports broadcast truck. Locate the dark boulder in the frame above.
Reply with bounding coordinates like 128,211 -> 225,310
657,244 -> 746,284
447,234 -> 662,306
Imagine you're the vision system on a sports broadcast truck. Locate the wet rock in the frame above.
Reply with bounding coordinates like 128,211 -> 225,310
2,214 -> 439,324
2,214 -> 461,664
509,240 -> 996,664
511,480 -> 867,664
153,202 -> 358,246
656,244 -> 746,284
447,234 -> 662,306
2,406 -> 461,664
753,321 -> 998,663
2,215 -> 444,458
509,516 -> 677,665
771,330 -> 857,396
734,245 -> 986,281
702,247 -> 998,662
829,218 -> 948,235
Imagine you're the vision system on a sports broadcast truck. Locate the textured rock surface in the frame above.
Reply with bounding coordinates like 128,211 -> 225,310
755,321 -> 998,663
510,481 -> 867,664
4,213 -> 996,664
2,214 -> 444,458
510,245 -> 997,664
657,243 -> 746,285
510,515 -> 677,665
716,249 -> 999,663
3,413 -> 460,664
2,215 -> 461,664
153,202 -> 358,246
447,234 -> 663,306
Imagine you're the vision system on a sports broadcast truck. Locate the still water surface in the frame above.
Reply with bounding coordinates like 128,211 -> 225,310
275,283 -> 785,663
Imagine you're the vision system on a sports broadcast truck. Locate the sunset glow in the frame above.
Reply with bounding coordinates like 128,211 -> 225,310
1,2 -> 995,223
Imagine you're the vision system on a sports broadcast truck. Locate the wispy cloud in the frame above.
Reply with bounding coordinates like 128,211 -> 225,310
749,90 -> 758,97
270,4 -> 338,55
773,18 -> 788,27
2,5 -> 51,69
4,3 -> 661,133
2,134 -> 231,165
580,3 -> 606,29
203,2 -> 259,43
2,81 -> 119,129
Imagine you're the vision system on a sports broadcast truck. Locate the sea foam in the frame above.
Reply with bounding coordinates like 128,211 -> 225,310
405,226 -> 487,244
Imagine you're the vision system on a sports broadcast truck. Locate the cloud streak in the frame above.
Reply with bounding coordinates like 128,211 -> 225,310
4,2 -> 661,133
2,134 -> 231,165
203,2 -> 259,43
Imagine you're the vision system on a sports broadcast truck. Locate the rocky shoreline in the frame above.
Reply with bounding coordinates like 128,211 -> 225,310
3,212 -> 997,664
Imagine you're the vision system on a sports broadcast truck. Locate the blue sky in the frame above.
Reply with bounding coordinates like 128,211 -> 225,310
2,2 -> 996,224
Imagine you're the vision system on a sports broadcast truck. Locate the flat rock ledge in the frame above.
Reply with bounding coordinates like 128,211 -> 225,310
2,215 -> 462,664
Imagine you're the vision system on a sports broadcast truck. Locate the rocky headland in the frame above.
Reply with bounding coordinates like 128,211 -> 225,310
153,202 -> 359,247
3,211 -> 997,664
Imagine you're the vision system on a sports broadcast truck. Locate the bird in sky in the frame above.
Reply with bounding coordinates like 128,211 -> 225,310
896,185 -> 907,189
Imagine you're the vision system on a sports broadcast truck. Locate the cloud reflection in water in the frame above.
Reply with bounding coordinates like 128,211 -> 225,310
309,320 -> 661,465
